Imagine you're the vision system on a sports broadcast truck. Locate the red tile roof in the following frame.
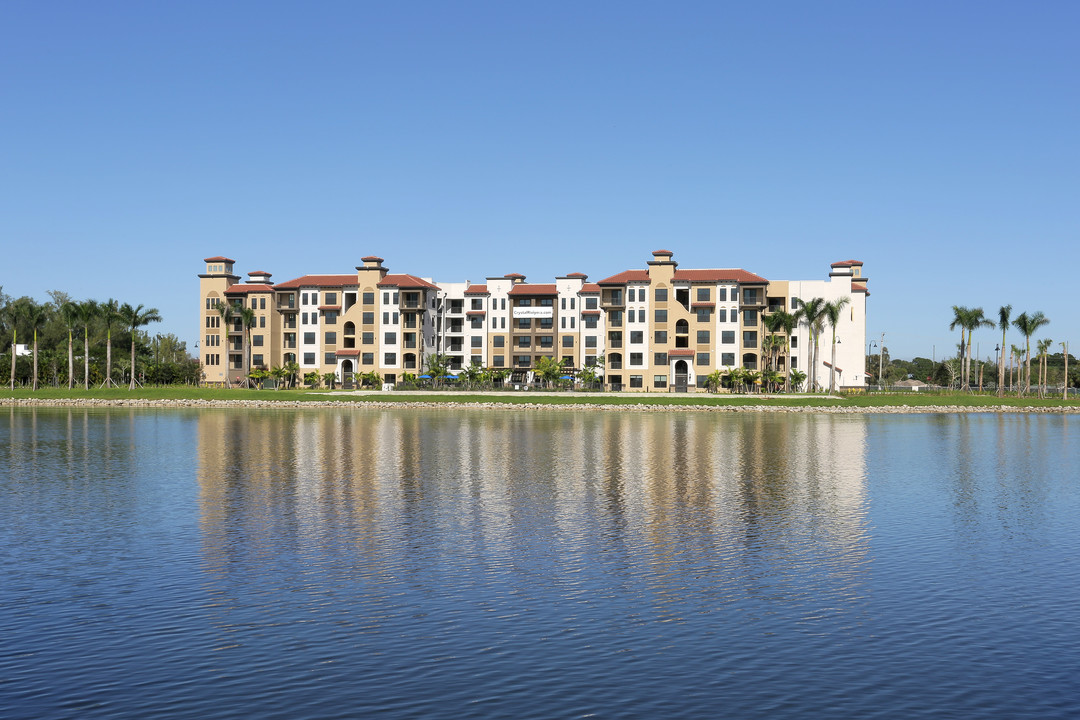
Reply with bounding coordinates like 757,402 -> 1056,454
224,283 -> 274,295
466,310 -> 486,316
668,348 -> 696,356
564,272 -> 588,278
508,283 -> 557,296
204,256 -> 235,263
274,274 -> 358,289
597,270 -> 650,284
465,284 -> 489,295
377,273 -> 439,290
580,283 -> 600,294
831,259 -> 863,267
335,349 -> 361,357
691,302 -> 716,309
504,273 -> 526,279
361,256 -> 385,263
652,249 -> 674,256
581,310 -> 601,316
673,269 -> 767,283
318,305 -> 342,311
249,271 -> 271,276
852,283 -> 870,296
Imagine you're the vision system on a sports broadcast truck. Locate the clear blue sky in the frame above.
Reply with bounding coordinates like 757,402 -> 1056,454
2,1 -> 1077,361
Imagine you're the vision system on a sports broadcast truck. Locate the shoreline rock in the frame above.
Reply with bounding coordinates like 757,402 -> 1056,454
2,398 -> 1077,414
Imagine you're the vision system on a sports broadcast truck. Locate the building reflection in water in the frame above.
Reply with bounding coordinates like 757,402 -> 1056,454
196,408 -> 871,633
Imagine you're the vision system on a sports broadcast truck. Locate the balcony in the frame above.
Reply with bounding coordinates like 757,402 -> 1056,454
601,289 -> 625,307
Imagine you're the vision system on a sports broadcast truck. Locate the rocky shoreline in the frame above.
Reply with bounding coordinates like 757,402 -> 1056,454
2,397 -> 1077,414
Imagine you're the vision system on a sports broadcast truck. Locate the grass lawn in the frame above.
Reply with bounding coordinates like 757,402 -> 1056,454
2,386 -> 1078,409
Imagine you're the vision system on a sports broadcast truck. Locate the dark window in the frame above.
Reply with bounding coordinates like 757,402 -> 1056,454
696,288 -> 710,302
743,331 -> 758,347
630,330 -> 643,344
585,336 -> 597,348
562,336 -> 573,348
722,331 -> 735,344
325,292 -> 337,305
325,352 -> 336,364
363,292 -> 375,305
585,297 -> 598,310
325,332 -> 336,345
362,353 -> 374,365
654,352 -> 667,365
697,352 -> 710,366
653,375 -> 667,388
471,336 -> 482,348
252,354 -> 263,367
655,309 -> 667,323
384,332 -> 396,344
252,335 -> 264,346
630,353 -> 643,366
654,331 -> 668,344
303,332 -> 316,344
362,332 -> 374,345
362,312 -> 374,325
303,352 -> 316,365
630,375 -> 643,388
384,353 -> 396,365
722,352 -> 735,366
493,355 -> 504,367
655,288 -> 668,302
493,336 -> 505,348
697,330 -> 710,344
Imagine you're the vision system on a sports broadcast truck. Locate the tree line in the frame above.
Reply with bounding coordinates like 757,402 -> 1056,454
1,288 -> 197,390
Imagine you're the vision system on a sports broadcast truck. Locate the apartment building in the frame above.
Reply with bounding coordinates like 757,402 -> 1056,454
199,250 -> 867,391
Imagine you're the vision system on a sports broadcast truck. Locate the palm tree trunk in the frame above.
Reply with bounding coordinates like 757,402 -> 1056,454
84,330 -> 90,390
68,330 -> 74,389
997,335 -> 1005,397
9,329 -> 16,390
1024,341 -> 1032,395
106,330 -> 113,387
129,335 -> 137,390
32,330 -> 39,391
829,330 -> 837,393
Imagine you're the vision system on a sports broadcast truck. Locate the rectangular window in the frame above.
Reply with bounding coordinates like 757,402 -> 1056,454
562,336 -> 573,348
383,312 -> 389,324
471,336 -> 482,348
363,292 -> 375,305
585,336 -> 597,348
518,336 -> 531,348
471,316 -> 483,329
743,288 -> 759,305
570,317 -> 575,329
384,332 -> 396,344
303,352 -> 316,365
325,311 -> 337,325
325,292 -> 336,305
695,308 -> 710,323
303,332 -> 316,344
654,330 -> 668,344
697,352 -> 710,366
561,298 -> 566,310
518,318 -> 531,329
325,332 -> 336,345
630,352 -> 643,366
609,310 -> 623,327
493,335 -> 505,348
654,309 -> 667,323
539,318 -> 553,329
630,330 -> 643,344
362,352 -> 374,365
697,330 -> 710,344
311,293 -> 318,306
585,297 -> 598,310
302,293 -> 308,305
654,352 -> 667,365
696,288 -> 710,302
362,332 -> 374,345
362,312 -> 374,325
252,335 -> 264,346
561,317 -> 566,329
384,353 -> 396,365
259,316 -> 266,328
252,354 -> 263,367
570,298 -> 575,310
584,316 -> 598,329
743,309 -> 758,326
325,352 -> 336,364
302,312 -> 308,325
654,375 -> 668,388
722,331 -> 735,344
722,352 -> 735,366
630,375 -> 643,388
628,288 -> 636,302
608,331 -> 622,348
743,331 -> 758,347
718,288 -> 727,302
655,288 -> 668,302
493,355 -> 505,367
538,336 -> 553,349
791,336 -> 798,348
730,309 -> 738,322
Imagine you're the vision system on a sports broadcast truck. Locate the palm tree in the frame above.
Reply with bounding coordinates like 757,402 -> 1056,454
59,301 -> 81,389
796,297 -> 828,392
73,300 -> 97,390
25,302 -> 50,391
119,303 -> 162,389
239,306 -> 256,388
996,305 -> 1012,397
949,306 -> 972,389
1010,344 -> 1024,392
4,298 -> 23,390
1036,337 -> 1053,397
216,301 -> 233,386
964,308 -> 994,391
823,297 -> 851,393
99,299 -> 122,388
771,309 -> 798,391
1012,311 -> 1049,395
789,369 -> 807,392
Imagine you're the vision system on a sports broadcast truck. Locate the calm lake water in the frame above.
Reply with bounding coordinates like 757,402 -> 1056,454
2,407 -> 1078,719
